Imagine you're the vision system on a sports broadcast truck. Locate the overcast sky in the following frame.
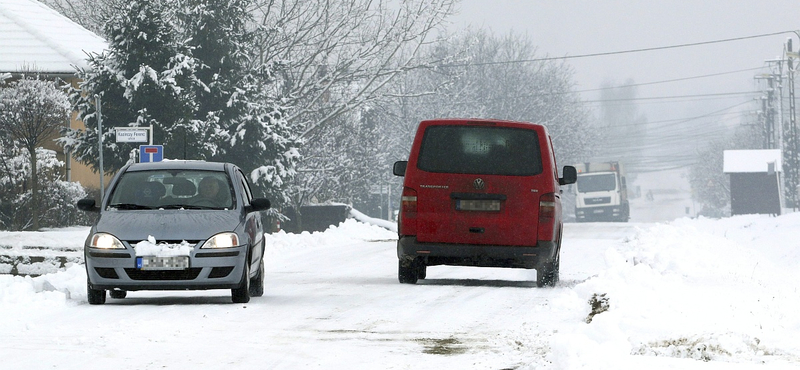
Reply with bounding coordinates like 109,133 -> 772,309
450,0 -> 799,132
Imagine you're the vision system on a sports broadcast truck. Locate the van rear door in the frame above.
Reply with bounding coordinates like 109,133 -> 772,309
410,123 -> 546,247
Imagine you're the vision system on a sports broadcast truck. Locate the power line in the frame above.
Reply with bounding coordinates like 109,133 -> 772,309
581,91 -> 760,104
446,30 -> 797,67
574,67 -> 767,93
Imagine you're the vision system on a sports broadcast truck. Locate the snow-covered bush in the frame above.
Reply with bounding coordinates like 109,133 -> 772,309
0,146 -> 92,230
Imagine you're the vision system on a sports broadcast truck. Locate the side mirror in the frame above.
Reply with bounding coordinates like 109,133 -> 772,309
249,198 -> 271,212
77,198 -> 100,212
559,165 -> 577,185
393,161 -> 408,177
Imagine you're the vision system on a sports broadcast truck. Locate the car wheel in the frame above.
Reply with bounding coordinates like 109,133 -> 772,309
536,254 -> 560,288
109,290 -> 127,299
398,259 -> 419,284
249,257 -> 264,297
87,282 -> 106,305
232,261 -> 251,303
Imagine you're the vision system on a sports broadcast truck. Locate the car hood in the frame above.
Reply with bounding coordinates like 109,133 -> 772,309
95,210 -> 242,242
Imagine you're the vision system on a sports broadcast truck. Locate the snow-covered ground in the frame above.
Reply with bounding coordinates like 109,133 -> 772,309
2,212 -> 800,369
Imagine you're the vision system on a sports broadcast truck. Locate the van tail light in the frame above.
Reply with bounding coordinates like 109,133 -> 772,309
401,187 -> 418,214
399,187 -> 418,235
538,192 -> 558,241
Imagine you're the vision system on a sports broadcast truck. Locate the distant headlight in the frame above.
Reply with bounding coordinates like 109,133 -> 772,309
202,232 -> 240,249
90,233 -> 125,249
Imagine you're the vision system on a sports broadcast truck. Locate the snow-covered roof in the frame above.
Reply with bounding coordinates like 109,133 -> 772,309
0,0 -> 107,74
723,149 -> 782,173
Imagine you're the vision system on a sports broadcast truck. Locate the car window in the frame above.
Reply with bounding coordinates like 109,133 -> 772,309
235,169 -> 253,206
416,126 -> 543,176
107,169 -> 236,209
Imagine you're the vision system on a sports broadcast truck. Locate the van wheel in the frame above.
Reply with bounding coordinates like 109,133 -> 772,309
87,282 -> 106,305
417,264 -> 427,280
232,262 -> 251,303
398,259 -> 419,284
536,255 -> 560,288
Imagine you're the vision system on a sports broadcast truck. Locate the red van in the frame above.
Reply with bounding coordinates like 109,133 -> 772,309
392,118 -> 576,287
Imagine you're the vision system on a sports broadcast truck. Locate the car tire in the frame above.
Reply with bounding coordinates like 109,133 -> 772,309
417,264 -> 427,280
249,257 -> 264,297
536,254 -> 560,288
87,282 -> 106,305
109,290 -> 127,299
232,261 -> 251,303
398,259 -> 419,284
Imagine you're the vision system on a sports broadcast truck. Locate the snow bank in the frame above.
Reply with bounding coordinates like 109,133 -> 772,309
549,214 -> 800,368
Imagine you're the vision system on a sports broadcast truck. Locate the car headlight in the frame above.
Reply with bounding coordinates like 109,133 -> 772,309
202,232 -> 240,249
90,233 -> 126,249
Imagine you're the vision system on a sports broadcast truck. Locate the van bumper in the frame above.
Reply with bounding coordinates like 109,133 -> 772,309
397,236 -> 557,269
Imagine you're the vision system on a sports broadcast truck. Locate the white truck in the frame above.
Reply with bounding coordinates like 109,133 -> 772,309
573,161 -> 629,222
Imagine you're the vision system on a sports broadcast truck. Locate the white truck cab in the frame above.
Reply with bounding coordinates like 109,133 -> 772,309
573,161 -> 629,222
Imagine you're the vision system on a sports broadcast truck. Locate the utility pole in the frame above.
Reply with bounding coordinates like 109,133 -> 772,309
786,38 -> 798,209
755,73 -> 778,149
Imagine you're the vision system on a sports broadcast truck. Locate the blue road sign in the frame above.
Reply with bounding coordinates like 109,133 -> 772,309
139,145 -> 164,163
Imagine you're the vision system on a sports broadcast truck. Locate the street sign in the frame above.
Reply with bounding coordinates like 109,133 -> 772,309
139,145 -> 164,163
116,128 -> 148,143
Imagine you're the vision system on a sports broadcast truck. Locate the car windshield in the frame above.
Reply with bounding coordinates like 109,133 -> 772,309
416,126 -> 543,176
107,169 -> 235,210
576,173 -> 617,192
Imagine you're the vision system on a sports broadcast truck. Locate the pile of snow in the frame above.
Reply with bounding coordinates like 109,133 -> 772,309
134,236 -> 193,257
549,214 -> 800,368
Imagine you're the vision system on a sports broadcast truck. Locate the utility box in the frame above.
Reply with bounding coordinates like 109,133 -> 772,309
723,149 -> 782,216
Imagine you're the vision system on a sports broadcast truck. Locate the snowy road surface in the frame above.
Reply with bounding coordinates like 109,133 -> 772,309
2,216 -> 800,369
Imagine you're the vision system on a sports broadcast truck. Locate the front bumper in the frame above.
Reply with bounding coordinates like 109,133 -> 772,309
85,246 -> 247,291
576,205 -> 623,221
397,236 -> 557,269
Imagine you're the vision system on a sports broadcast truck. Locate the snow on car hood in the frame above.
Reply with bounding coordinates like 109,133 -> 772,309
94,210 -> 241,242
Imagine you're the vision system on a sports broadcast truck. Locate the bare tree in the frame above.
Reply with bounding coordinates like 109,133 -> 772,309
0,77 -> 71,230
249,0 -> 457,138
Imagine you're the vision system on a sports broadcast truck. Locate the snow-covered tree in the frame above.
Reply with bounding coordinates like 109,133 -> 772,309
60,0 -> 299,207
60,0 -> 200,173
0,76 -> 71,230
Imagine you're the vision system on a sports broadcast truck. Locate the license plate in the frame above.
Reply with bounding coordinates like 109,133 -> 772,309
593,209 -> 605,214
457,199 -> 501,212
136,256 -> 189,270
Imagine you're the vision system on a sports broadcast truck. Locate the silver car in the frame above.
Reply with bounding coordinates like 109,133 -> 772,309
77,161 -> 270,304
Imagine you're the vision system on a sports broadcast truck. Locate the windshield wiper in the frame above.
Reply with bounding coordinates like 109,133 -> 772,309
108,203 -> 154,210
160,204 -> 204,210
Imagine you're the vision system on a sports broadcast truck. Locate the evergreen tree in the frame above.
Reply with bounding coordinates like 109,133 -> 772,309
61,0 -> 300,208
61,0 -> 199,173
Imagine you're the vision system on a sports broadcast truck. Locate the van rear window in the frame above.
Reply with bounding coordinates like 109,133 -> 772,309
417,126 -> 543,176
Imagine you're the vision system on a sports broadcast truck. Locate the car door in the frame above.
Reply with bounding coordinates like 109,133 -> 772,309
234,168 -> 264,272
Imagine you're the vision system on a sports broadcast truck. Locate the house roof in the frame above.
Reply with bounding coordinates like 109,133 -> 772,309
723,149 -> 783,173
0,0 -> 107,74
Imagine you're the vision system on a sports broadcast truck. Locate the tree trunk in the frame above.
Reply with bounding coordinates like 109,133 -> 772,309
30,147 -> 39,231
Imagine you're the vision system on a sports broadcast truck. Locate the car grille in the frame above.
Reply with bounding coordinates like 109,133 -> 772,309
124,268 -> 202,280
585,197 -> 611,205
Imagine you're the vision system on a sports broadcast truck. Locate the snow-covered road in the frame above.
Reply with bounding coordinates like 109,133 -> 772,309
1,215 -> 800,369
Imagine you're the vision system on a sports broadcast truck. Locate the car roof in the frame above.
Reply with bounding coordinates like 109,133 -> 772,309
123,160 -> 230,172
419,118 -> 544,129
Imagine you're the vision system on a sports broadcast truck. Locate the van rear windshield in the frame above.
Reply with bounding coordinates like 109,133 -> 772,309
416,125 -> 543,176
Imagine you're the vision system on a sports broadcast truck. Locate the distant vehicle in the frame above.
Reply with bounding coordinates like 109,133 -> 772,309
573,161 -> 629,222
77,160 -> 271,304
392,118 -> 577,287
